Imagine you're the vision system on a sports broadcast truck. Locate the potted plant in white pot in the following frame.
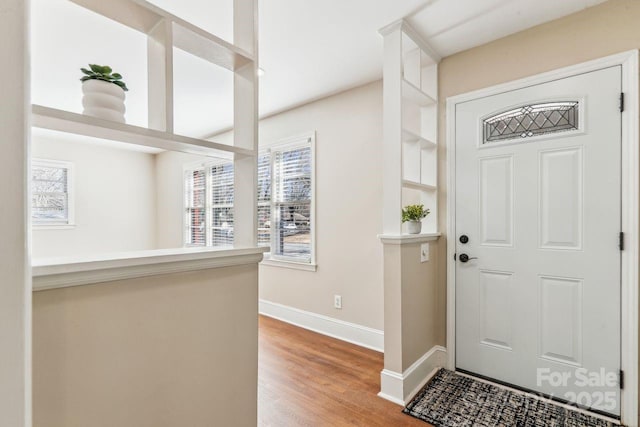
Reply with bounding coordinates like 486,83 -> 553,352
402,204 -> 430,234
80,64 -> 128,123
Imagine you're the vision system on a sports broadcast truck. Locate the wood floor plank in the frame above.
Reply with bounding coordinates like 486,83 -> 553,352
258,315 -> 430,426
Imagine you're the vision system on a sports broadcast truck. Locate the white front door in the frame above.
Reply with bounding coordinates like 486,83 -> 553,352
455,66 -> 622,416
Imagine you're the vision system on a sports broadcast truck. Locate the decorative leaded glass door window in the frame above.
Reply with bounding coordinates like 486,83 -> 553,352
483,101 -> 579,143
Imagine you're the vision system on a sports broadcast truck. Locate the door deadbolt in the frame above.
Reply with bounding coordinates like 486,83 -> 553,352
459,235 -> 469,244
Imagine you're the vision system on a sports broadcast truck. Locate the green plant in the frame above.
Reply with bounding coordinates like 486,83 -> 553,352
80,64 -> 128,91
401,204 -> 430,223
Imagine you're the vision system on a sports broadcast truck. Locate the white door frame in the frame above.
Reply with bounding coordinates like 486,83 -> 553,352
446,50 -> 639,426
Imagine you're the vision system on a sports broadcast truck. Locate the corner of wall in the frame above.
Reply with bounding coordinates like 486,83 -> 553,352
379,345 -> 447,406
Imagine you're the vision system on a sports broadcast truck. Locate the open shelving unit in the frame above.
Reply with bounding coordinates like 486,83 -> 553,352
32,105 -> 250,158
380,20 -> 440,237
30,0 -> 260,247
378,20 -> 442,405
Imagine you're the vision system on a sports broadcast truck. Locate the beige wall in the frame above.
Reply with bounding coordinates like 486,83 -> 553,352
32,136 -> 157,258
400,242 -> 439,369
434,0 -> 640,347
33,265 -> 259,427
382,241 -> 440,373
256,81 -> 384,330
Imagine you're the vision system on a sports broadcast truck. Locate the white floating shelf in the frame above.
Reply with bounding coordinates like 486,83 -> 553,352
402,180 -> 437,191
402,79 -> 436,106
402,129 -> 436,148
70,0 -> 254,71
378,232 -> 441,245
32,105 -> 251,159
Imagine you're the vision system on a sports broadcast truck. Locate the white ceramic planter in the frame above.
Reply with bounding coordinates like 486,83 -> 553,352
406,220 -> 422,234
82,79 -> 126,123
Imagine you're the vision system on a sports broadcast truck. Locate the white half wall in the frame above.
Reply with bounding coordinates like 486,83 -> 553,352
32,135 -> 158,258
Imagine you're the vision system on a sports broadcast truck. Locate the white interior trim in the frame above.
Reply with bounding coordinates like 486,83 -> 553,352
446,50 -> 639,426
258,299 -> 384,352
378,232 -> 441,245
378,19 -> 441,64
32,246 -> 268,291
260,257 -> 317,272
378,345 -> 447,406
1,0 -> 30,423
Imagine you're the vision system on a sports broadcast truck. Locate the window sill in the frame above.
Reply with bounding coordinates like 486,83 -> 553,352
33,224 -> 76,230
260,257 -> 317,272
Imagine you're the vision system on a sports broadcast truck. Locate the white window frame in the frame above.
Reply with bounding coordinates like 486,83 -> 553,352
183,165 -> 206,247
182,132 -> 317,271
257,151 -> 272,248
183,157 -> 233,248
262,132 -> 316,270
32,158 -> 75,229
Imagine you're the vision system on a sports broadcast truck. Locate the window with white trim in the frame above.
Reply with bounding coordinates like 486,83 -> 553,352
210,162 -> 234,246
271,142 -> 313,262
32,159 -> 74,226
183,133 -> 315,264
184,162 -> 234,247
257,152 -> 272,247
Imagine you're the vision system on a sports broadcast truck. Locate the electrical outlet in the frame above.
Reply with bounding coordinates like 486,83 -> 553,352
334,295 -> 342,309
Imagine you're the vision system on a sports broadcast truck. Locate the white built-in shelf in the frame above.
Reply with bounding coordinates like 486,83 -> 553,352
402,79 -> 436,106
378,232 -> 441,245
172,18 -> 253,70
402,180 -> 437,191
71,0 -> 254,70
402,129 -> 436,148
32,105 -> 251,158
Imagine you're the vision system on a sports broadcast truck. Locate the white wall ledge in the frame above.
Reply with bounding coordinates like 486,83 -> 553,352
32,246 -> 268,291
378,233 -> 441,245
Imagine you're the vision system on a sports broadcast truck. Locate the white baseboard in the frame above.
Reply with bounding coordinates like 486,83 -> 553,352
258,299 -> 384,352
378,345 -> 447,406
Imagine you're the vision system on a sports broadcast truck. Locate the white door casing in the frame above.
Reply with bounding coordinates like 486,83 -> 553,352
445,51 -> 640,426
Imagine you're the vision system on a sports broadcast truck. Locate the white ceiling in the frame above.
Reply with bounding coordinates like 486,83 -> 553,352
32,0 -> 606,140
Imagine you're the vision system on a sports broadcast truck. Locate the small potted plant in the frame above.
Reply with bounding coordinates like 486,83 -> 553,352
402,204 -> 430,234
80,64 -> 128,123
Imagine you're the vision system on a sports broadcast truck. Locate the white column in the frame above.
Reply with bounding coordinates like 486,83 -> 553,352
0,0 -> 32,426
233,0 -> 258,247
147,19 -> 174,133
380,25 -> 403,235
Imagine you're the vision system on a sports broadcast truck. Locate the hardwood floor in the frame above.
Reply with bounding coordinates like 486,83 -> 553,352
258,315 -> 429,426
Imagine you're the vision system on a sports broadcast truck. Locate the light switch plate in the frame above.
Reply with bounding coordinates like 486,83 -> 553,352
421,243 -> 430,262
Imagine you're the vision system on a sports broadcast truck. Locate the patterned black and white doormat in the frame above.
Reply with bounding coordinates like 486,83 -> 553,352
403,369 -> 618,427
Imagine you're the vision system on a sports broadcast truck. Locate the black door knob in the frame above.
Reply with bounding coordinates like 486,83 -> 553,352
459,235 -> 469,244
458,253 -> 478,263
